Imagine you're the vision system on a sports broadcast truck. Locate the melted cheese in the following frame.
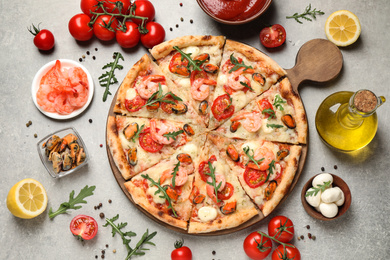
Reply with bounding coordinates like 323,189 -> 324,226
198,206 -> 218,222
231,91 -> 247,110
241,141 -> 260,153
146,186 -> 166,204
180,143 -> 198,158
125,88 -> 137,101
182,46 -> 200,59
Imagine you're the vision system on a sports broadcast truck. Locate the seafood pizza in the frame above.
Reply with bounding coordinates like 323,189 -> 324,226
107,35 -> 307,233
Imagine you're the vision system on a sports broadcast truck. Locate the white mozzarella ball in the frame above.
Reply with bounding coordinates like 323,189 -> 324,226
305,188 -> 322,207
198,206 -> 218,222
312,173 -> 333,188
319,202 -> 338,218
333,187 -> 345,206
321,187 -> 343,203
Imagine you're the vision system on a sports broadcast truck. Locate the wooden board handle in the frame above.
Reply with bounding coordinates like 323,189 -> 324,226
286,39 -> 343,92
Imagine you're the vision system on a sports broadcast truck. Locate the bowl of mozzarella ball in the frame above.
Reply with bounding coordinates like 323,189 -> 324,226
301,173 -> 351,220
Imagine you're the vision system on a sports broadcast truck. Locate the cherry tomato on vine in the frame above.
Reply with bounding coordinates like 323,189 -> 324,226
268,216 -> 295,243
272,244 -> 301,260
243,231 -> 272,260
70,215 -> 98,241
104,0 -> 131,15
80,0 -> 101,17
259,24 -> 286,48
28,24 -> 55,51
68,13 -> 94,41
140,22 -> 165,49
116,21 -> 141,48
132,0 -> 155,25
93,15 -> 118,41
171,240 -> 192,260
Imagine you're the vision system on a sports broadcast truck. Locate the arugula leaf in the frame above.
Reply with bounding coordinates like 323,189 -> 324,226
171,161 -> 180,188
144,84 -> 182,108
267,124 -> 284,129
273,95 -> 286,111
49,185 -> 96,219
265,160 -> 275,182
206,162 -> 222,203
103,214 -> 157,260
163,130 -> 184,141
240,81 -> 254,91
305,181 -> 332,197
131,124 -> 145,143
99,52 -> 124,102
286,4 -> 325,24
262,108 -> 276,119
228,53 -> 253,73
243,146 -> 264,168
173,46 -> 203,71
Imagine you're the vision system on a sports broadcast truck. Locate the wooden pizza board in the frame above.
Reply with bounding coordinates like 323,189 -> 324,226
106,38 -> 343,235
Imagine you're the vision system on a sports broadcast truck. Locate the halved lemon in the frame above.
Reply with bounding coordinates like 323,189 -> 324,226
325,10 -> 361,47
7,178 -> 48,219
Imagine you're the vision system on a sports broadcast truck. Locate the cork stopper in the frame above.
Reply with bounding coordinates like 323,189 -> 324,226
353,90 -> 377,113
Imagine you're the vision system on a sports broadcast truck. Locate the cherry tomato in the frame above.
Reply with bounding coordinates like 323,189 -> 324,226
198,155 -> 217,182
211,94 -> 235,121
93,15 -> 118,41
244,167 -> 267,188
160,95 -> 180,114
260,24 -> 286,48
258,99 -> 274,118
68,14 -> 94,41
140,22 -> 165,49
243,231 -> 272,260
272,244 -> 301,260
80,0 -> 101,17
132,0 -> 156,25
217,182 -> 234,200
104,0 -> 131,15
268,216 -> 295,243
125,95 -> 146,112
139,127 -> 164,153
116,21 -> 141,48
70,215 -> 98,240
28,24 -> 55,51
171,239 -> 192,260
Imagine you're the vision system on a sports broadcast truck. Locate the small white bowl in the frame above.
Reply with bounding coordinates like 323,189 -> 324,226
31,59 -> 94,120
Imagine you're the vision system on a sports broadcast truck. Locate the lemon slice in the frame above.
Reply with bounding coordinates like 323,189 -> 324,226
7,178 -> 48,219
325,10 -> 361,47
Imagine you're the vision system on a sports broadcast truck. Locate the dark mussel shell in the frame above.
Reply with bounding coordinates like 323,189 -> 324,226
203,64 -> 219,74
281,114 -> 296,129
199,100 -> 208,115
252,73 -> 266,86
230,121 -> 241,133
177,153 -> 192,164
226,144 -> 240,162
127,147 -> 138,166
123,122 -> 139,141
172,103 -> 188,114
183,124 -> 195,136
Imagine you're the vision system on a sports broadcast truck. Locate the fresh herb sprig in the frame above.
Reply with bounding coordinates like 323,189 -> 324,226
49,185 -> 96,219
286,4 -> 325,24
144,84 -> 182,107
103,214 -> 157,260
240,81 -> 254,91
262,108 -> 276,119
228,54 -> 253,73
206,162 -> 222,203
173,46 -> 203,71
273,95 -> 286,110
131,124 -> 145,143
171,161 -> 181,188
243,146 -> 264,168
265,160 -> 276,182
267,123 -> 284,129
163,130 -> 184,141
99,52 -> 124,102
141,174 -> 177,217
305,181 -> 332,197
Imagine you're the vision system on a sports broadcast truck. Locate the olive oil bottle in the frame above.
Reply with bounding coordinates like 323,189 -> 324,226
315,90 -> 385,151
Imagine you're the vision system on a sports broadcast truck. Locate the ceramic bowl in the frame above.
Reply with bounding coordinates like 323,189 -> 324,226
196,0 -> 273,25
301,173 -> 351,221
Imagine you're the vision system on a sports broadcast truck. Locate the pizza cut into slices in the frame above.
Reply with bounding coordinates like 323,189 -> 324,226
209,39 -> 287,129
107,115 -> 206,180
188,136 -> 258,234
124,138 -> 205,230
208,133 -> 302,217
216,78 -> 307,144
113,54 -> 205,126
150,35 -> 226,126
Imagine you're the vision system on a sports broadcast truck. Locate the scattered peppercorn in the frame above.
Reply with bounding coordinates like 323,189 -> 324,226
113,249 -> 116,253
297,236 -> 301,241
79,58 -> 83,62
106,244 -> 109,248
180,3 -> 183,6
190,19 -> 193,24
308,233 -> 312,239
212,251 -> 216,255
82,55 -> 86,59
100,144 -> 103,147
89,119 -> 93,123
176,24 -> 179,28
108,199 -> 112,203
300,235 -> 304,240
170,27 -> 173,31
34,134 -> 38,138
334,165 -> 338,170
101,255 -> 105,259
95,255 -> 98,259
26,121 -> 32,127
305,225 -> 310,229
180,17 -> 184,22
93,56 -> 96,60
95,48 -> 98,51
94,206 -> 97,210
100,212 -> 105,219
321,167 -> 325,171
87,51 -> 90,55
312,235 -> 316,241
102,250 -> 105,254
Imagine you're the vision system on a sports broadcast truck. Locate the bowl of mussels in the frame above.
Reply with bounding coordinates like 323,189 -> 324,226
37,127 -> 89,178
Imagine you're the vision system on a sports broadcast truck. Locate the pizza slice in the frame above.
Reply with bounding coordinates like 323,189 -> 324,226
216,78 -> 307,144
208,133 -> 302,217
113,54 -> 205,126
124,138 -> 205,230
209,39 -> 286,129
188,136 -> 258,233
150,35 -> 226,126
107,115 -> 206,180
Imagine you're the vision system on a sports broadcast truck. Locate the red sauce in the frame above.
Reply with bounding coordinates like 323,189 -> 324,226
201,0 -> 267,21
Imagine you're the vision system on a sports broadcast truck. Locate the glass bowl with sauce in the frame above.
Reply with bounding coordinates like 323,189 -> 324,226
196,0 -> 272,25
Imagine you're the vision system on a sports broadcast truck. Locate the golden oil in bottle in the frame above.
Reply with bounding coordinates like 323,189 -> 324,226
315,90 -> 385,152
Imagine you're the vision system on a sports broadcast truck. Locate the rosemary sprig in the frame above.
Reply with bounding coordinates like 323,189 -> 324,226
228,53 -> 253,73
144,84 -> 182,107
141,174 -> 177,217
305,181 -> 332,197
131,124 -> 145,143
103,214 -> 157,260
171,161 -> 180,188
267,124 -> 284,129
273,95 -> 286,111
172,46 -> 203,71
286,4 -> 325,24
163,130 -> 184,141
262,108 -> 276,119
243,146 -> 264,169
206,162 -> 222,203
99,52 -> 124,102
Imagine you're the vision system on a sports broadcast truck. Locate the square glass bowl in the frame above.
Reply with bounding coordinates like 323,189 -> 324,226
37,127 -> 89,178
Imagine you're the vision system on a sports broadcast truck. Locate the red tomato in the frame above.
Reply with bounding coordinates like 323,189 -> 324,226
198,155 -> 217,182
93,15 -> 118,41
70,215 -> 98,240
139,127 -> 164,153
116,21 -> 141,48
211,94 -> 235,121
125,95 -> 146,112
80,0 -> 101,17
272,244 -> 300,260
217,182 -> 234,200
171,240 -> 192,260
140,22 -> 165,49
260,24 -> 286,48
190,70 -> 208,86
243,231 -> 272,260
258,99 -> 274,118
268,216 -> 295,243
244,167 -> 267,188
68,14 -> 94,41
160,95 -> 179,114
104,0 -> 131,15
28,24 -> 55,51
132,0 -> 156,25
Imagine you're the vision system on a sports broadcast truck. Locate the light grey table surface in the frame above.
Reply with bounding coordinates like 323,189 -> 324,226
1,0 -> 389,259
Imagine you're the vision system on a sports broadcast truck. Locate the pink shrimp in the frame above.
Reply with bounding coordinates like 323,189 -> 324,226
190,78 -> 216,101
206,174 -> 226,203
150,119 -> 178,145
36,84 -> 58,112
248,146 -> 275,171
231,111 -> 262,132
160,162 -> 194,187
54,94 -> 74,115
67,82 -> 89,108
136,75 -> 166,99
227,67 -> 254,90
